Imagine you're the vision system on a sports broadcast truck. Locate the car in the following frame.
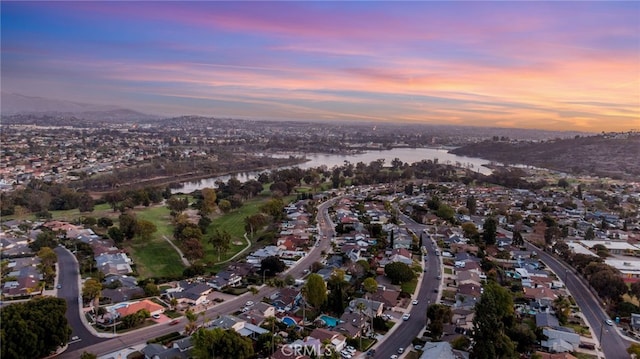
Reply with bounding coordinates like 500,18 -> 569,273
434,288 -> 438,293
213,298 -> 224,303
606,319 -> 614,326
390,355 -> 398,359
242,307 -> 250,312
346,346 -> 355,352
56,284 -> 62,289
397,348 -> 404,354
303,269 -> 310,274
414,345 -> 423,350
152,313 -> 161,319
437,275 -> 441,280
70,336 -> 79,341
412,299 -> 418,305
245,301 -> 254,306
402,313 -> 411,321
169,319 -> 181,325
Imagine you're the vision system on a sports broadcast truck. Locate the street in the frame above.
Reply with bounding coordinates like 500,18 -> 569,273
527,243 -> 630,359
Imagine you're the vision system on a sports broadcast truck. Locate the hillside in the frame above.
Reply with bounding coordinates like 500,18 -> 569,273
450,133 -> 640,180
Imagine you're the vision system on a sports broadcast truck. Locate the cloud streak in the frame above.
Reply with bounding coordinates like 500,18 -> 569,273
1,1 -> 638,131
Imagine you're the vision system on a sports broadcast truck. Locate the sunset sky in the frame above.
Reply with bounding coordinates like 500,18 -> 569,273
2,1 -> 639,132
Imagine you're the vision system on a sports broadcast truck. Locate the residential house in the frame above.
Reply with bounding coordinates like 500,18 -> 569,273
171,281 -> 212,306
335,311 -> 367,338
95,252 -> 133,277
272,287 -> 302,311
418,342 -> 458,359
369,287 -> 400,309
309,328 -> 347,352
141,343 -> 188,359
348,298 -> 384,318
631,313 -> 640,332
116,299 -> 164,318
541,328 -> 580,353
208,270 -> 242,290
207,315 -> 268,339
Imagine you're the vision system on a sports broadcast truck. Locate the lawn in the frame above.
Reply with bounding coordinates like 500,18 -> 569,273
443,267 -> 453,275
202,193 -> 296,266
401,278 -> 418,294
5,203 -> 115,222
125,205 -> 184,279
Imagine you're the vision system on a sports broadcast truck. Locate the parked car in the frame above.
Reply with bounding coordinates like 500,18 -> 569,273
246,301 -> 254,306
606,319 -> 614,326
412,299 -> 418,305
402,313 -> 411,321
152,313 -> 161,319
397,348 -> 404,354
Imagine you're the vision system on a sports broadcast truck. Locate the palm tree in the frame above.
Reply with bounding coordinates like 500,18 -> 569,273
170,297 -> 178,311
184,309 -> 199,334
356,301 -> 367,350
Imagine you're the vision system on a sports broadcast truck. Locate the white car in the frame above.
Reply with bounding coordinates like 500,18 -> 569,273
346,346 -> 356,354
398,348 -> 404,354
606,319 -> 614,326
412,299 -> 418,305
414,345 -> 423,350
402,313 -> 411,321
245,301 -> 254,306
152,313 -> 161,319
390,355 -> 398,359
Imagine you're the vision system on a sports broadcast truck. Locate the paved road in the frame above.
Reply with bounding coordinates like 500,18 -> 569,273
372,212 -> 440,359
54,246 -> 108,349
527,242 -> 630,359
61,198 -> 340,358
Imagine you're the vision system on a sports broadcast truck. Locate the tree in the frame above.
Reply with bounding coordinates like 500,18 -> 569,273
218,199 -> 232,213
185,308 -> 199,335
143,282 -> 160,297
1,297 -> 71,359
558,178 -> 570,189
260,198 -> 284,220
78,192 -> 95,212
107,226 -> 124,243
482,217 -> 498,246
584,226 -> 595,240
466,196 -> 477,215
135,219 -> 157,240
118,212 -> 137,240
427,304 -> 453,340
38,247 -> 57,283
30,230 -> 57,252
363,277 -> 378,296
166,196 -> 189,213
627,343 -> 640,357
436,203 -> 455,221
192,328 -> 254,359
82,278 -> 102,308
511,231 -> 524,246
209,229 -> 231,261
182,238 -> 205,260
261,256 -> 286,276
470,281 -> 516,359
304,274 -> 327,309
200,188 -> 217,216
462,222 -> 479,239
97,217 -> 113,228
244,213 -> 267,238
631,282 -> 640,300
80,351 -> 98,359
384,262 -> 415,284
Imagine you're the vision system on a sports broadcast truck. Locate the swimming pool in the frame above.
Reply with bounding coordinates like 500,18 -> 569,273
281,316 -> 296,326
320,315 -> 339,327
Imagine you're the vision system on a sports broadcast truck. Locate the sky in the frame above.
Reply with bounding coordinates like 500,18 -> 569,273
2,1 -> 639,132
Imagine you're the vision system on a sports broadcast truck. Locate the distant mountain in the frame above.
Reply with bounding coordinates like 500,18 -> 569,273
0,92 -> 159,122
451,133 -> 640,180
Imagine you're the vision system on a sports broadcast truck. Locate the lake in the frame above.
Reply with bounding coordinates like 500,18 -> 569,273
172,147 -> 491,193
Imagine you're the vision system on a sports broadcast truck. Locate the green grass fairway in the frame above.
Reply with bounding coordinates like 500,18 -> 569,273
125,205 -> 184,279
